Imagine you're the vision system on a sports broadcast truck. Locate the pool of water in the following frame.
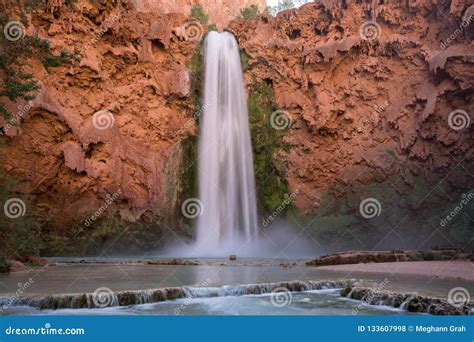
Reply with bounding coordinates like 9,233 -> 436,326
3,289 -> 407,316
0,262 -> 469,298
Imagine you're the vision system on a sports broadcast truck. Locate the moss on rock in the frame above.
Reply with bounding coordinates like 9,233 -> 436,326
247,80 -> 291,215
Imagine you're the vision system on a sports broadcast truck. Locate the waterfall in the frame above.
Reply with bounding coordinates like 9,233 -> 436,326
195,31 -> 258,254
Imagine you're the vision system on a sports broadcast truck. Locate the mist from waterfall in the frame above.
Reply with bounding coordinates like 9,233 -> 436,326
159,32 -> 316,258
194,31 -> 258,254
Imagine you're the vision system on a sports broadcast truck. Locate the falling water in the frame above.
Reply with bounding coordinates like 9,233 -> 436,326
195,31 -> 258,253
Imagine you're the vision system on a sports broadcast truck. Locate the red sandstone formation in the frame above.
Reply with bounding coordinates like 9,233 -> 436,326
134,0 -> 267,29
229,0 -> 473,219
0,0 -> 472,250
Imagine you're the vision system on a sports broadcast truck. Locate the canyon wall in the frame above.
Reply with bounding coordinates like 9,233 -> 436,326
230,0 -> 473,249
133,0 -> 267,28
0,0 -> 472,254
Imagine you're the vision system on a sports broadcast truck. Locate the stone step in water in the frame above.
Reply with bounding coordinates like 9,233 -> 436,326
0,280 -> 344,310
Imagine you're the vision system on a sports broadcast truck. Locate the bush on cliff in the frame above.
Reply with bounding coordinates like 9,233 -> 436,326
238,5 -> 260,20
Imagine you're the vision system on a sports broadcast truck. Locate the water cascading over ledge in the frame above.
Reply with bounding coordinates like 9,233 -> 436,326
195,31 -> 259,254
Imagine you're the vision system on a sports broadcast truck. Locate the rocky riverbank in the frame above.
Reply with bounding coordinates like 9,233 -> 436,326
306,248 -> 474,266
0,280 -> 344,310
341,284 -> 472,315
2,277 -> 471,315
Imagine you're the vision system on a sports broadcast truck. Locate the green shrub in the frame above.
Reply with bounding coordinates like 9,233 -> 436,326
190,5 -> 209,25
42,49 -> 80,73
1,215 -> 44,261
340,281 -> 353,297
0,19 -> 78,117
238,5 -> 259,20
407,251 -> 423,261
0,257 -> 9,272
422,251 -> 443,261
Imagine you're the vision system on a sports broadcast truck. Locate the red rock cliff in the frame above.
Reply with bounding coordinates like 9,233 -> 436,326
0,0 -> 472,252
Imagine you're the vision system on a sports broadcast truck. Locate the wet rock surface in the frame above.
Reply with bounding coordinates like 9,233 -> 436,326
341,286 -> 473,315
306,248 -> 474,266
0,280 -> 344,310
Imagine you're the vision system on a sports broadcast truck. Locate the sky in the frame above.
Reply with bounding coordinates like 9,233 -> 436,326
266,0 -> 280,6
266,0 -> 312,8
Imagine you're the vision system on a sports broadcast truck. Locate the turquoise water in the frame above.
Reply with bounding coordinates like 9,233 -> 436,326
4,289 -> 406,316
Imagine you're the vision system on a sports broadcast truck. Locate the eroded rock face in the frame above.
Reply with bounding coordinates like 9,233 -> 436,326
0,0 -> 472,252
134,0 -> 267,29
1,1 -> 201,235
228,0 -> 473,247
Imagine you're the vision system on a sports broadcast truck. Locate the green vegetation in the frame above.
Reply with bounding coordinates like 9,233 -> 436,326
187,48 -> 204,114
248,80 -> 291,214
178,136 -> 198,236
422,251 -> 443,261
0,5 -> 79,264
42,49 -> 79,73
190,5 -> 209,25
0,170 -> 44,261
40,218 -> 173,256
190,5 -> 217,33
238,5 -> 260,20
340,281 -> 354,297
407,251 -> 423,261
0,256 -> 10,272
0,16 -> 78,117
